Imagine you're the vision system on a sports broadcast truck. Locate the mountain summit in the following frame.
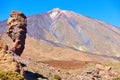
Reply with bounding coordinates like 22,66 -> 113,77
0,8 -> 120,57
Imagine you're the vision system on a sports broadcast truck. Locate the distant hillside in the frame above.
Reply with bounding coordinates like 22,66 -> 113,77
0,8 -> 120,57
0,20 -> 7,34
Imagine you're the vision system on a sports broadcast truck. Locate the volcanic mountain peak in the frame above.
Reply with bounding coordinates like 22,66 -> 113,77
48,8 -> 66,20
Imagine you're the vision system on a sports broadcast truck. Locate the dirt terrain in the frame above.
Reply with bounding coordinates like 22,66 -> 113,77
1,34 -> 120,80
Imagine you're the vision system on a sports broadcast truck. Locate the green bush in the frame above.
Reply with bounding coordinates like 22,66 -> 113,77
0,70 -> 24,80
54,74 -> 61,80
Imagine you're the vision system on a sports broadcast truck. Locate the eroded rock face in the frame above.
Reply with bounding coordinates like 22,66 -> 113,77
7,10 -> 27,56
0,40 -> 23,75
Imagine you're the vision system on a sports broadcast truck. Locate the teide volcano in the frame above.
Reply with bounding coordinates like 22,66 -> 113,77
0,8 -> 120,57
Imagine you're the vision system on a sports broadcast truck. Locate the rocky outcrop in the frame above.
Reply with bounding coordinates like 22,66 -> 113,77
7,10 -> 27,56
0,40 -> 24,75
81,64 -> 118,80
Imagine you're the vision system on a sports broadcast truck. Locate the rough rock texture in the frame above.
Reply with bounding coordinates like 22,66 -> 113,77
7,10 -> 27,56
81,64 -> 118,80
0,40 -> 24,75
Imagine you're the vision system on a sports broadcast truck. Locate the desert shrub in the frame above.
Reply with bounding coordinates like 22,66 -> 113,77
66,72 -> 71,75
0,70 -> 24,80
54,74 -> 61,80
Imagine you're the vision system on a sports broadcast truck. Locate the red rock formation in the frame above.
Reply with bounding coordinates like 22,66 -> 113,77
7,10 -> 27,56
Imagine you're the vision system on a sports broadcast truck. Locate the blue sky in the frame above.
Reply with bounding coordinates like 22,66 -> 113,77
0,0 -> 120,27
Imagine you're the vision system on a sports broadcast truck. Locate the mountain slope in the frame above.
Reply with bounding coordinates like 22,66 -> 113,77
0,20 -> 7,34
0,8 -> 120,57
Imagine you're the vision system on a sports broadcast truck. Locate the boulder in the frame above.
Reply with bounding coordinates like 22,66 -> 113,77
81,64 -> 118,80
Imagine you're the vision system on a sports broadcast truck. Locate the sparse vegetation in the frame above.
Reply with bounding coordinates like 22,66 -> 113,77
66,72 -> 71,75
54,74 -> 61,80
0,70 -> 24,80
49,72 -> 52,76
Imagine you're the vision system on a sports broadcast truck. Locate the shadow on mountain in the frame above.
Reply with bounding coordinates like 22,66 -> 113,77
44,39 -> 68,47
91,53 -> 120,61
24,71 -> 48,80
44,39 -> 85,52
